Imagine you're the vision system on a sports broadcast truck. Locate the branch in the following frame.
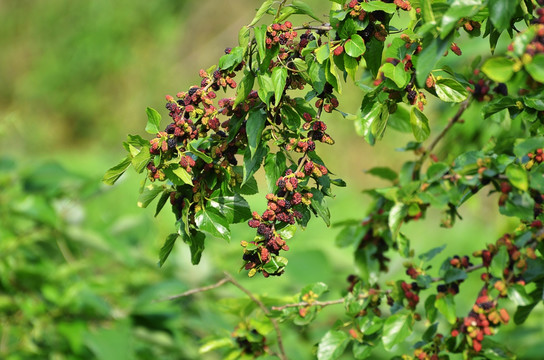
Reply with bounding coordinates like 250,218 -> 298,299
430,263 -> 485,282
413,98 -> 471,177
156,277 -> 230,302
293,25 -> 333,32
223,272 -> 288,360
271,298 -> 344,311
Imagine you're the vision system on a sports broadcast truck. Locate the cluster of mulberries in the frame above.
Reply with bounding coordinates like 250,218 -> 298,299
266,21 -> 297,48
450,289 -> 509,352
243,168 -> 315,277
400,281 -> 420,309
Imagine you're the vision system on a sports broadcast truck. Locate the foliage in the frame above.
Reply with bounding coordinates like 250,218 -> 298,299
106,0 -> 544,358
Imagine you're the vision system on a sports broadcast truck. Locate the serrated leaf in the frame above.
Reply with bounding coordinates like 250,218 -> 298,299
359,1 -> 396,13
233,70 -> 255,107
382,313 -> 412,350
218,46 -> 244,70
345,34 -> 366,58
310,188 -> 330,226
410,107 -> 430,142
489,0 -> 518,32
145,107 -> 161,134
171,166 -> 193,185
435,294 -> 457,324
272,66 -> 287,107
195,207 -> 231,241
388,203 -> 407,241
137,183 -> 164,208
249,0 -> 274,26
208,194 -> 252,224
264,152 -> 287,193
131,146 -> 151,173
243,144 -> 268,185
187,141 -> 212,163
382,62 -> 409,88
434,78 -> 469,103
103,156 -> 132,185
317,330 -> 350,360
158,233 -> 178,267
315,43 -> 330,64
514,137 -> 544,158
246,107 -> 267,157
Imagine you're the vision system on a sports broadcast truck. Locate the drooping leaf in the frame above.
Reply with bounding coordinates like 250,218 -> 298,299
382,313 -> 412,350
310,188 -> 331,227
103,156 -> 132,185
137,183 -> 164,208
434,78 -> 469,103
208,194 -> 252,224
272,66 -> 288,107
145,107 -> 161,134
158,233 -> 178,267
410,107 -> 430,142
317,330 -> 350,360
481,57 -> 515,83
195,207 -> 231,241
246,107 -> 268,157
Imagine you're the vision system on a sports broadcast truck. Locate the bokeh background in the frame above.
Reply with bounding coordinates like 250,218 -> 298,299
1,0 -> 543,359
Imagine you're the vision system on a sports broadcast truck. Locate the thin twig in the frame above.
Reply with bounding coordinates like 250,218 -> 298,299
413,99 -> 471,178
272,298 -> 344,311
431,263 -> 485,282
223,272 -> 288,360
293,25 -> 333,32
157,277 -> 230,302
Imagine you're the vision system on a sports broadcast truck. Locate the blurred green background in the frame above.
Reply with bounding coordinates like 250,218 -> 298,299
1,0 -> 543,359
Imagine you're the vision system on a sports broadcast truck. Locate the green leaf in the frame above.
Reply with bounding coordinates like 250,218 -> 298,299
208,194 -> 252,224
310,189 -> 330,227
443,268 -> 467,284
415,35 -> 452,87
218,46 -> 244,70
419,245 -> 446,262
317,330 -> 350,360
489,0 -> 518,32
291,0 -> 322,21
336,225 -> 367,248
481,57 -> 515,83
233,70 -> 255,107
514,137 -> 544,158
382,62 -> 409,88
345,34 -> 366,58
426,162 -> 449,182
103,156 -> 131,185
366,167 -> 397,182
435,294 -> 457,324
364,38 -> 384,78
187,141 -> 212,163
159,233 -> 178,267
382,313 -> 412,350
238,26 -> 250,49
257,73 -> 275,106
171,166 -> 193,185
434,78 -> 469,103
246,107 -> 267,157
131,146 -> 151,173
309,59 -> 326,94
272,66 -> 287,107
490,245 -> 509,278
264,152 -> 287,193
514,302 -> 539,325
352,342 -> 372,359
249,0 -> 274,26
359,1 -> 396,13
410,107 -> 430,142
315,43 -> 330,64
243,144 -> 268,185
525,54 -> 544,83
137,183 -> 164,208
280,105 -> 301,131
145,107 -> 161,134
195,207 -> 231,241
420,0 -> 435,24
506,164 -> 528,191
507,284 -> 533,306
278,224 -> 297,240
388,203 -> 407,241
154,191 -> 170,217
179,225 -> 206,265
344,54 -> 359,81
254,24 -> 268,62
